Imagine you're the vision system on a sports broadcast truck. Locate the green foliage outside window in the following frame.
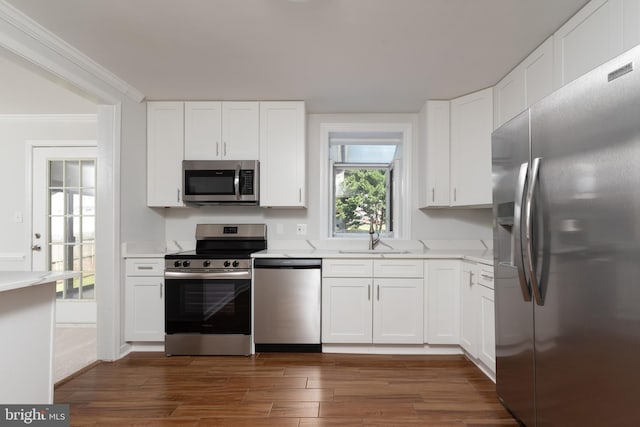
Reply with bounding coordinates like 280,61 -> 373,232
335,169 -> 387,233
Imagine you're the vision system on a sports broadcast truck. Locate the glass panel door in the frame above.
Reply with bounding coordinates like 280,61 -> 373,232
48,159 -> 96,299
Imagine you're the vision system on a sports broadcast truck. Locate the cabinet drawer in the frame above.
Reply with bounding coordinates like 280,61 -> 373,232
374,259 -> 423,278
126,258 -> 165,276
478,265 -> 494,290
322,259 -> 373,277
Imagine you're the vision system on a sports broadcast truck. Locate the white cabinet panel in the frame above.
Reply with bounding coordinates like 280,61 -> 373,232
553,0 -> 624,89
373,259 -> 423,278
494,37 -> 554,130
222,102 -> 260,160
425,260 -> 460,344
125,257 -> 164,342
523,37 -> 554,107
494,68 -> 525,129
373,278 -> 423,344
322,259 -> 373,278
450,88 -> 493,207
259,101 -> 306,207
184,101 -> 222,160
623,0 -> 640,50
459,262 -> 479,358
322,259 -> 424,345
147,102 -> 184,207
321,277 -> 372,343
125,258 -> 165,277
478,284 -> 496,372
185,101 -> 259,160
420,100 -> 451,207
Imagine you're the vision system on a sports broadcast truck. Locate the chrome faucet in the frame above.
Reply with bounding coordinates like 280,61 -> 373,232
368,221 -> 381,250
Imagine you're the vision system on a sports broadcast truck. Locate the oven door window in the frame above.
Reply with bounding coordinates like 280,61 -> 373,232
165,278 -> 250,334
184,169 -> 235,196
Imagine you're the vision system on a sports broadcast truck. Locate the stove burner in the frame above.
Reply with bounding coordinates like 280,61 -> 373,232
164,224 -> 267,271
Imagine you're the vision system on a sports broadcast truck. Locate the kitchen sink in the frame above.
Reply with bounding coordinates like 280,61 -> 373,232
338,249 -> 411,254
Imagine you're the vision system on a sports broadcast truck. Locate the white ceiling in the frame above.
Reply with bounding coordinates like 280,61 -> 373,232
5,0 -> 590,113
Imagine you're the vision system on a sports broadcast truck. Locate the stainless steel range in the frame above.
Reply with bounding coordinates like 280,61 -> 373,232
164,224 -> 267,356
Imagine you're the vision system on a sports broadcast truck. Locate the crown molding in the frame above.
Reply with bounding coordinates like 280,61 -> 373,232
0,113 -> 97,123
0,1 -> 145,103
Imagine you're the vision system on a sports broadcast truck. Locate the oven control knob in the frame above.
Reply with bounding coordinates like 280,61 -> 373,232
232,260 -> 239,267
182,260 -> 191,267
174,260 -> 181,268
203,260 -> 211,267
224,260 -> 231,267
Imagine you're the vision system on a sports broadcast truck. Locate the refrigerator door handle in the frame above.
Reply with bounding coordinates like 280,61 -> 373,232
524,157 -> 544,306
513,162 -> 532,302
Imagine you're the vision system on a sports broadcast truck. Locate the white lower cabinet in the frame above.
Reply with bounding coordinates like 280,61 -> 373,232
322,277 -> 372,343
125,258 -> 165,342
459,261 -> 479,357
477,282 -> 496,371
459,262 -> 495,374
322,259 -> 423,344
425,260 -> 460,344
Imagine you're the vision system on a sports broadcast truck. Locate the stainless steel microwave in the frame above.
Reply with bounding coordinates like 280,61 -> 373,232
182,160 -> 259,205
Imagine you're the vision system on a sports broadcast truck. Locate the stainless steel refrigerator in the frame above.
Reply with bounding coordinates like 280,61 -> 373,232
492,45 -> 640,426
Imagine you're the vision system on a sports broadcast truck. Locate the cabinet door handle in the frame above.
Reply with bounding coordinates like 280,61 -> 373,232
481,274 -> 493,280
368,284 -> 371,301
137,266 -> 153,270
160,284 -> 163,298
224,142 -> 227,157
454,188 -> 457,202
432,188 -> 435,202
299,188 -> 302,203
177,189 -> 181,203
469,271 -> 473,286
216,142 -> 220,157
377,285 -> 380,301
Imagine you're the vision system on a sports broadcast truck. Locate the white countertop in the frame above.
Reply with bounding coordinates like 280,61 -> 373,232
0,271 -> 79,293
252,248 -> 493,265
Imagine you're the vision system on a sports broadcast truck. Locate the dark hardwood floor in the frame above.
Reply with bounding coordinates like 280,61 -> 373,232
55,352 -> 518,426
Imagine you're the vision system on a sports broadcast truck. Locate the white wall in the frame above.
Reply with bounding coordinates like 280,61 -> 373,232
165,112 -> 493,242
0,118 -> 98,269
0,3 -> 165,360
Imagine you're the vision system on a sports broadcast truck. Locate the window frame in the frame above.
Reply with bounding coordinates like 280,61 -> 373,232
319,122 -> 413,240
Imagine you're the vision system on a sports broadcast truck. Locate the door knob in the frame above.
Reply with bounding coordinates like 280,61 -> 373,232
31,244 -> 42,251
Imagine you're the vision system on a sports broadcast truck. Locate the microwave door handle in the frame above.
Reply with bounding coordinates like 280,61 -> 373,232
234,164 -> 241,200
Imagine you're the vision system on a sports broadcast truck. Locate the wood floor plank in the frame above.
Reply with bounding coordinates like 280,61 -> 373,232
270,401 -> 320,418
54,352 -> 517,426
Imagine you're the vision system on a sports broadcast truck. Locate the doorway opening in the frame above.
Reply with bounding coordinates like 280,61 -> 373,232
31,143 -> 98,382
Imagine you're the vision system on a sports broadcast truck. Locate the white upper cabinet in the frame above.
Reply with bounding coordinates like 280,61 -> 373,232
419,100 -> 451,207
259,101 -> 306,208
523,37 -> 555,107
147,102 -> 184,207
184,101 -> 222,159
450,88 -> 493,207
184,101 -> 259,160
494,37 -> 554,130
553,0 -> 624,89
493,66 -> 525,130
222,102 -> 260,160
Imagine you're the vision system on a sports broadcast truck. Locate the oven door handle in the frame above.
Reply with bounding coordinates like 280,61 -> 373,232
165,271 -> 251,280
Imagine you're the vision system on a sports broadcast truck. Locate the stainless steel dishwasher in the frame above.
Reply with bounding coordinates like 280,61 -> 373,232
253,258 -> 322,352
